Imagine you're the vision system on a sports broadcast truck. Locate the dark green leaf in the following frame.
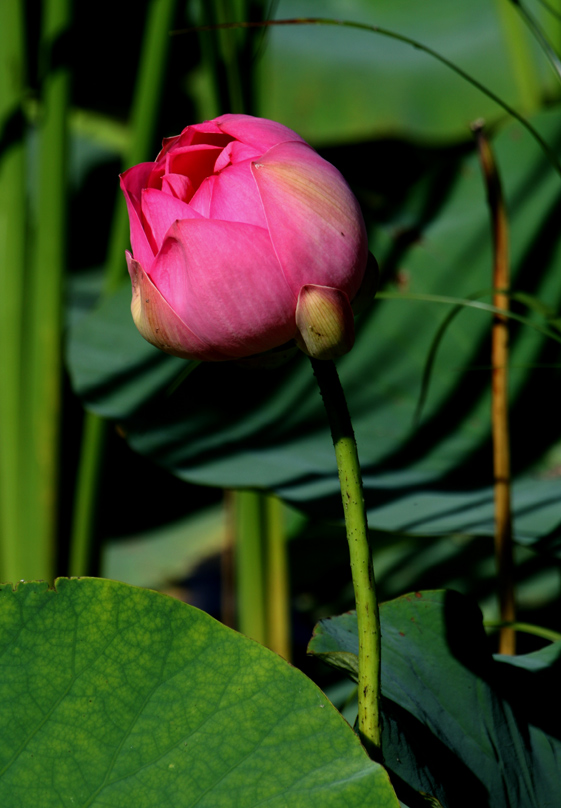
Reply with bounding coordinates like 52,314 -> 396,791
308,590 -> 561,808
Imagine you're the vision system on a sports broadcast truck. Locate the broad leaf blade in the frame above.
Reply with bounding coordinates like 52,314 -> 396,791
308,590 -> 561,808
0,578 -> 398,807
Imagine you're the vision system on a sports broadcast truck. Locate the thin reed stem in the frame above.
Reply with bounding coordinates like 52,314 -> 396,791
473,122 -> 516,655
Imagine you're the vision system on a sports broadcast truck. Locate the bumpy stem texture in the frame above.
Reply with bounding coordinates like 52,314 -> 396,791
311,358 -> 382,760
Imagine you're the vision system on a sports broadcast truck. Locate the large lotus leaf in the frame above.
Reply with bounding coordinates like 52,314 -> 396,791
308,590 -> 561,808
257,0 -> 558,142
0,577 -> 398,807
66,110 -> 561,546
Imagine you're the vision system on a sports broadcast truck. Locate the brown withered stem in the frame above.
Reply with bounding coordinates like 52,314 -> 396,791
472,121 -> 516,655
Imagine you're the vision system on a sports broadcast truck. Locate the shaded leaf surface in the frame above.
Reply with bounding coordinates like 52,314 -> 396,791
67,112 -> 561,545
0,578 -> 398,807
308,590 -> 561,808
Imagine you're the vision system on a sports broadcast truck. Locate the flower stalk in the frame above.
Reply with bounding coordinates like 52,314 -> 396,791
311,357 -> 382,761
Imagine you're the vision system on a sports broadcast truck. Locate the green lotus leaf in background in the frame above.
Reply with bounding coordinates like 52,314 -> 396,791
308,590 -> 561,808
0,577 -> 398,807
257,0 -> 558,143
67,109 -> 561,548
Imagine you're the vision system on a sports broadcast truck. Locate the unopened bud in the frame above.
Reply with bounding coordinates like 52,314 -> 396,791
295,284 -> 355,360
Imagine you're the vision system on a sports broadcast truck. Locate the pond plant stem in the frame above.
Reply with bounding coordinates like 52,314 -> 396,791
311,358 -> 382,761
473,122 -> 516,656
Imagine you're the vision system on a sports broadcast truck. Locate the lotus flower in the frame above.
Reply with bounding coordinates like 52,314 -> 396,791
120,114 -> 373,361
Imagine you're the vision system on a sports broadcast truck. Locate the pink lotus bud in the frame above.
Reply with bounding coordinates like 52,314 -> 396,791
120,114 -> 372,362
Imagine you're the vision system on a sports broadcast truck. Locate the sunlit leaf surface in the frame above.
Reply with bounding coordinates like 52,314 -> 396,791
0,578 -> 398,807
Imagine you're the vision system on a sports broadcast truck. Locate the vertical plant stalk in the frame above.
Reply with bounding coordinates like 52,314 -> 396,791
69,414 -> 105,576
231,490 -> 292,658
265,494 -> 291,660
235,490 -> 267,644
0,0 -> 26,580
473,123 -> 516,655
70,0 -> 177,576
20,0 -> 71,580
311,358 -> 381,761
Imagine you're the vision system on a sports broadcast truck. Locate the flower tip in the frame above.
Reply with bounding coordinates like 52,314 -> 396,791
295,285 -> 355,360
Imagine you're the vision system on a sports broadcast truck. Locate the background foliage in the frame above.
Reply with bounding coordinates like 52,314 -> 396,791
1,0 -> 561,804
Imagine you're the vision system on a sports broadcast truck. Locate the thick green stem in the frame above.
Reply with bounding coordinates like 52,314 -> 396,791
0,0 -> 26,580
311,358 -> 381,761
19,0 -> 71,580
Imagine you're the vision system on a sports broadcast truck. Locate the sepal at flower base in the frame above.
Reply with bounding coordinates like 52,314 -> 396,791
295,285 -> 355,360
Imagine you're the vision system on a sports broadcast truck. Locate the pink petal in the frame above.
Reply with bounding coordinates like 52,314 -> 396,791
251,141 -> 368,299
188,175 -> 215,217
180,121 -> 231,147
214,140 -> 261,171
147,163 -> 165,189
120,165 -> 157,271
121,162 -> 154,198
152,220 -> 296,358
208,161 -> 267,228
161,173 -> 193,201
126,252 -> 227,361
167,145 -> 222,196
215,114 -> 305,151
140,188 -> 202,253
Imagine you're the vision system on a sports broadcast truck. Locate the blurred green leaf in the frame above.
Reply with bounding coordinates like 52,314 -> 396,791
256,0 -> 558,143
0,577 -> 398,807
308,590 -> 561,808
